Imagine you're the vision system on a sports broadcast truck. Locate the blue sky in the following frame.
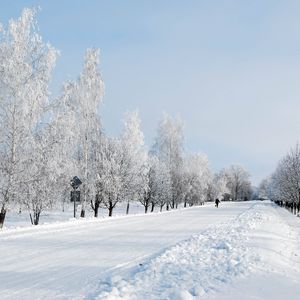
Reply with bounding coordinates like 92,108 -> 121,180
1,0 -> 300,185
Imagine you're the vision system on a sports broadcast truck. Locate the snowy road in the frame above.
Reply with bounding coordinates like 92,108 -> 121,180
1,201 -> 300,300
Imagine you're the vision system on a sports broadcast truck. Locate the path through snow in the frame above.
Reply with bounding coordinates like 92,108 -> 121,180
0,201 -> 253,300
1,201 -> 300,300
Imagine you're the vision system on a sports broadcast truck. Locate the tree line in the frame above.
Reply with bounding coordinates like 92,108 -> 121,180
0,8 -> 253,228
259,143 -> 300,215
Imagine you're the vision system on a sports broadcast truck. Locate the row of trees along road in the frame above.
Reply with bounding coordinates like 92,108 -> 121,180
260,143 -> 300,215
0,8 -> 253,228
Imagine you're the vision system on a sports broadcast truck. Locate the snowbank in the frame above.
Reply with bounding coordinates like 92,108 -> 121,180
96,205 -> 265,299
96,202 -> 300,300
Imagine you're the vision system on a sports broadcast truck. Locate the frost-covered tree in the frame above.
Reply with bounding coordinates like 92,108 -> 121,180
96,137 -> 123,217
207,171 -> 230,202
0,8 -> 57,228
121,111 -> 148,214
224,165 -> 252,201
140,155 -> 172,213
258,177 -> 273,200
271,144 -> 300,214
50,83 -> 80,212
183,153 -> 211,207
59,48 -> 104,217
94,112 -> 148,217
152,114 -> 184,209
153,160 -> 172,211
22,125 -> 59,225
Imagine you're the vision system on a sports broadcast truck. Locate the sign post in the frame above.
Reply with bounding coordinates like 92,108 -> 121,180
70,176 -> 82,218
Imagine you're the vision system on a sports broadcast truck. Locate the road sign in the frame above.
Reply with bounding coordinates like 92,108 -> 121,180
70,176 -> 82,189
70,190 -> 80,202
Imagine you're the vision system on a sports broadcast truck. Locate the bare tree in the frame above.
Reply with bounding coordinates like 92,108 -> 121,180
224,165 -> 252,201
207,171 -> 229,202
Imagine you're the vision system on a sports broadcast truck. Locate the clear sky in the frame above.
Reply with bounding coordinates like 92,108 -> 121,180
1,0 -> 300,185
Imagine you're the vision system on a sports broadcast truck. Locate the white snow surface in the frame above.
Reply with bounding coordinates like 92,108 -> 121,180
1,201 -> 300,300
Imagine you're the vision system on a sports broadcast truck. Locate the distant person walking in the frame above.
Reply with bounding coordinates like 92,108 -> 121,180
215,198 -> 220,208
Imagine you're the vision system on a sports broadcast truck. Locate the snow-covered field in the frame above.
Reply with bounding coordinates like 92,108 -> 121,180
1,201 -> 300,300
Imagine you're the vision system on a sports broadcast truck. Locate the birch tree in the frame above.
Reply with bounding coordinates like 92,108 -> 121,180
152,114 -> 184,209
183,153 -> 211,207
22,125 -> 59,225
140,155 -> 171,213
0,8 -> 57,228
50,82 -> 80,212
96,137 -> 123,217
60,48 -> 104,217
121,111 -> 148,214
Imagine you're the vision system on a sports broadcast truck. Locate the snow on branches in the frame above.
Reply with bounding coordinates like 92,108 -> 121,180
0,8 -> 253,227
0,8 -> 58,227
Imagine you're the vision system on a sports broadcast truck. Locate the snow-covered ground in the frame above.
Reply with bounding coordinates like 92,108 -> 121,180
3,202 -> 152,230
1,201 -> 300,300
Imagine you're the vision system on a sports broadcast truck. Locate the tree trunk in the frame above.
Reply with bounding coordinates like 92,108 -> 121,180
80,208 -> 85,218
184,201 -> 187,208
29,211 -> 41,225
91,195 -> 101,217
151,202 -> 155,212
160,204 -> 164,212
34,211 -> 40,225
166,203 -> 169,211
94,200 -> 100,217
108,201 -> 113,217
126,201 -> 130,215
29,213 -> 33,225
0,205 -> 6,229
145,205 -> 148,214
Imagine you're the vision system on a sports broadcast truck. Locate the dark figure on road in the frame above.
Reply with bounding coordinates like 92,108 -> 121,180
215,198 -> 220,208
